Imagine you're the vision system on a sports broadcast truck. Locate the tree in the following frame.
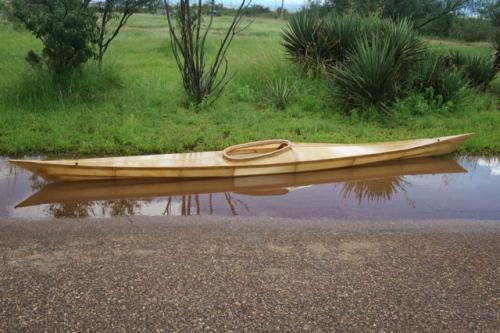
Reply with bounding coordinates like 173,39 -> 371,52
96,0 -> 149,69
13,0 -> 98,76
164,0 -> 249,104
480,0 -> 500,26
414,0 -> 469,29
309,0 -> 469,29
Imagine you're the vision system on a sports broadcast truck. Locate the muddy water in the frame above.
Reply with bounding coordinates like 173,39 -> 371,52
0,156 -> 499,220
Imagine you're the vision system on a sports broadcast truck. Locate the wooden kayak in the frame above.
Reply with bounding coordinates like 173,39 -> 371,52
16,157 -> 466,207
10,133 -> 472,181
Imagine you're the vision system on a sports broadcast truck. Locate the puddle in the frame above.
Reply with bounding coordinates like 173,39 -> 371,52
0,156 -> 499,220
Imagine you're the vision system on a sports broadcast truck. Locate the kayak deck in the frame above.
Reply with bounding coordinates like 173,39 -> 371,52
9,133 -> 472,181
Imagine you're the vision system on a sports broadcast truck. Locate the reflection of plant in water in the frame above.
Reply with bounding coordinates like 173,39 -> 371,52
164,193 -> 249,216
101,199 -> 145,216
48,202 -> 95,218
340,176 -> 411,205
47,198 -> 150,218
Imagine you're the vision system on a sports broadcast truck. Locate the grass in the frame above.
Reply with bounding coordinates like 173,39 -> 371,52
0,14 -> 499,157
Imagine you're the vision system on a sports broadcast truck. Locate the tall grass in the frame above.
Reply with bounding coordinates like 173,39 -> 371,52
0,14 -> 498,155
3,64 -> 123,111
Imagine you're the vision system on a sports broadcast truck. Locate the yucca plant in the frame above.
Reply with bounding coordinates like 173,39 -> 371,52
265,78 -> 296,110
410,52 -> 467,102
323,14 -> 363,63
282,11 -> 336,75
329,36 -> 402,112
380,19 -> 427,71
439,69 -> 468,101
328,18 -> 426,112
462,55 -> 498,89
442,50 -> 467,68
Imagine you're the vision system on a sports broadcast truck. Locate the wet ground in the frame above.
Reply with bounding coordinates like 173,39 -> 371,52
1,156 -> 499,220
1,216 -> 499,331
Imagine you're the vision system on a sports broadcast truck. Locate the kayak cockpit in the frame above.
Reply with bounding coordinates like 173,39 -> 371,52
223,139 -> 292,161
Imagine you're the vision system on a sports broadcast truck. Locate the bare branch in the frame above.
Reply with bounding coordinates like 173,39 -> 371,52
164,0 -> 250,104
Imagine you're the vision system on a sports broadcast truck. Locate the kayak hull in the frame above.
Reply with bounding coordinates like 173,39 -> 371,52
10,133 -> 472,181
16,157 -> 466,207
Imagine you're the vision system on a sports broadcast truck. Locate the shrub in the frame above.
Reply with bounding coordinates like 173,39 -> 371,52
410,52 -> 467,102
440,50 -> 497,90
265,78 -> 296,110
442,50 -> 467,68
323,14 -> 363,63
328,19 -> 426,112
379,19 -> 426,70
234,84 -> 257,103
282,11 -> 336,75
329,36 -> 402,112
462,55 -> 498,89
13,0 -> 98,76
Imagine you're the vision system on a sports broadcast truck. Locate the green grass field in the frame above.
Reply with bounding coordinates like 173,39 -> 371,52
0,14 -> 498,156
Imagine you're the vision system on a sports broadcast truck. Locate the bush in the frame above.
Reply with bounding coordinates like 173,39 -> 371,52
282,11 -> 336,75
379,19 -> 426,69
329,36 -> 402,112
323,14 -> 364,63
328,18 -> 426,112
462,55 -> 498,89
13,0 -> 98,76
441,50 -> 497,90
265,78 -> 296,110
410,52 -> 467,102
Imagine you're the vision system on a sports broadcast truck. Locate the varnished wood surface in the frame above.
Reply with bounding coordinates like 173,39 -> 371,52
16,157 -> 466,207
10,133 -> 472,181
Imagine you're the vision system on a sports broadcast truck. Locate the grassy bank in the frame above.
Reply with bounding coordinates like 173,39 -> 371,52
0,15 -> 498,156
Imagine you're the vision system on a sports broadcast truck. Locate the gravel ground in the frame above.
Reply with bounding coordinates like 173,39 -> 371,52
0,216 -> 499,332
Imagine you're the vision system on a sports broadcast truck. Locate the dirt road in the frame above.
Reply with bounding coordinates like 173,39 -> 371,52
1,216 -> 499,332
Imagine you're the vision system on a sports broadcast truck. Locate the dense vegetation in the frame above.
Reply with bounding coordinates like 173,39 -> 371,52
0,13 -> 498,156
304,0 -> 499,42
283,12 -> 498,112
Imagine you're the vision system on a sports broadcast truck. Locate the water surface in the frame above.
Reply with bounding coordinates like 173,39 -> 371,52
1,156 -> 499,220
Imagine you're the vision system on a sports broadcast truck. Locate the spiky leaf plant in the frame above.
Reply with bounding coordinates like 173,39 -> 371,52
328,18 -> 426,112
265,78 -> 296,110
282,11 -> 336,75
380,19 -> 427,71
323,14 -> 363,63
462,55 -> 498,89
329,36 -> 402,112
411,52 -> 467,102
442,50 -> 467,68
